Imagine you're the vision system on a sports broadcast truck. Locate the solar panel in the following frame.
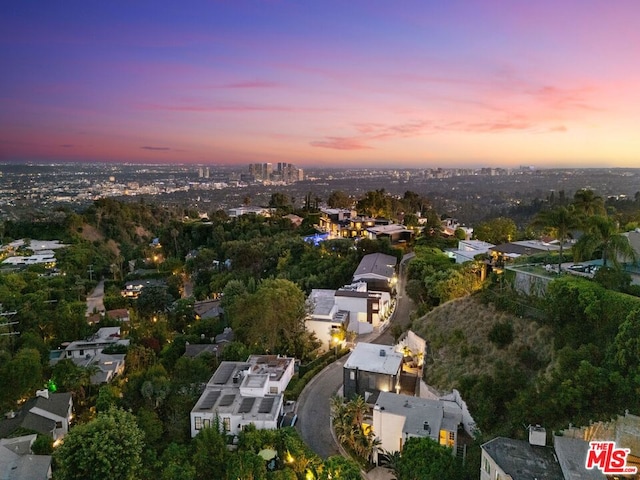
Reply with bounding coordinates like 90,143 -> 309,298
199,391 -> 221,410
238,397 -> 256,414
212,363 -> 236,384
258,397 -> 275,413
219,394 -> 235,407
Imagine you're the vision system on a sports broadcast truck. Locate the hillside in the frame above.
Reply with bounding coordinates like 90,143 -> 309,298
413,295 -> 554,391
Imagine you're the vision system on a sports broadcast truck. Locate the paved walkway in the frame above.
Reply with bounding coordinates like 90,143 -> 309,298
366,467 -> 396,480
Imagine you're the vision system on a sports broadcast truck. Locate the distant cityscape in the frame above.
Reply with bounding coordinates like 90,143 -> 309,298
1,162 -> 639,225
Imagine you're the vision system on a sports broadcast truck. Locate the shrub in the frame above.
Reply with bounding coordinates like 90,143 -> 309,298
488,322 -> 514,348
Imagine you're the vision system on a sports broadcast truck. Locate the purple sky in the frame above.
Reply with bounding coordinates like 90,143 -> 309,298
2,1 -> 640,167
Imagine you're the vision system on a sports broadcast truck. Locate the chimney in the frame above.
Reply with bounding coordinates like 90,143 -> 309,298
528,425 -> 546,446
36,389 -> 49,400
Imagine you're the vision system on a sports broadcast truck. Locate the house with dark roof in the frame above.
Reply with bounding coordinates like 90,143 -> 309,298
193,299 -> 221,320
372,392 -> 464,464
0,391 -> 72,441
481,427 -> 604,480
352,253 -> 397,292
0,435 -> 52,480
106,309 -> 130,323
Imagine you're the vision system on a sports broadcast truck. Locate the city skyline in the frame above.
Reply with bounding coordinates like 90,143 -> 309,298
2,1 -> 640,168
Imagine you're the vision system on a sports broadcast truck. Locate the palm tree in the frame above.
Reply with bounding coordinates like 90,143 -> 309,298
574,215 -> 637,267
573,189 -> 605,216
532,205 -> 581,272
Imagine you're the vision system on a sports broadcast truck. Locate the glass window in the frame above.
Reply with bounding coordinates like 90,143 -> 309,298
195,417 -> 203,430
223,417 -> 230,432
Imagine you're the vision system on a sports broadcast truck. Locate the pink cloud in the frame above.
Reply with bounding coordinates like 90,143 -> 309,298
310,137 -> 372,150
531,85 -> 601,111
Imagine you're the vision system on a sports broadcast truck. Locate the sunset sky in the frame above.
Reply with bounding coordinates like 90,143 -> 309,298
2,1 -> 640,168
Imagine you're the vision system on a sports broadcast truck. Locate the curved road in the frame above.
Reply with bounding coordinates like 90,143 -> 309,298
296,252 -> 415,458
296,356 -> 346,458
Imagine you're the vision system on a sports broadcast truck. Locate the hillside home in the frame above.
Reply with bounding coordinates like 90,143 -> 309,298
190,355 -> 294,437
352,253 -> 397,293
58,327 -> 129,360
0,435 -> 52,480
448,240 -> 495,264
70,352 -> 126,384
366,224 -> 413,244
105,308 -> 130,323
0,391 -> 72,441
343,343 -> 403,400
306,283 -> 392,347
481,426 -> 604,480
372,392 -> 464,464
227,206 -> 272,218
490,239 -> 562,264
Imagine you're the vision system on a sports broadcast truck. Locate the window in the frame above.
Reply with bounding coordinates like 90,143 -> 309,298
482,456 -> 491,475
203,419 -> 210,428
55,421 -> 63,429
194,417 -> 203,430
270,386 -> 278,394
350,371 -> 355,381
223,417 -> 230,432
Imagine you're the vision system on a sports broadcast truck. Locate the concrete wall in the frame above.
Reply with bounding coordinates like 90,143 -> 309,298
372,408 -> 405,460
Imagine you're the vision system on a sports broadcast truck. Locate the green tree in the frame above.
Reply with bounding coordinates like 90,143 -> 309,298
531,205 -> 581,272
574,215 -> 636,266
54,407 -> 144,480
229,279 -> 312,357
318,456 -> 361,479
357,189 -> 391,218
161,443 -> 195,480
573,189 -> 605,216
0,348 -> 43,407
192,425 -> 228,480
473,217 -> 517,245
393,437 -> 465,480
137,285 -> 173,320
224,451 -> 267,480
326,191 -> 352,209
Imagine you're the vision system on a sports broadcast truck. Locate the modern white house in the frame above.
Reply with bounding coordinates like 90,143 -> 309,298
227,206 -> 272,218
306,283 -> 392,349
190,355 -> 294,437
58,327 -> 129,360
372,392 -> 464,463
448,240 -> 495,264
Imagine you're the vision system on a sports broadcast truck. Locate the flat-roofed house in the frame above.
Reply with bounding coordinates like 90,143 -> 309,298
343,343 -> 403,400
190,355 -> 294,437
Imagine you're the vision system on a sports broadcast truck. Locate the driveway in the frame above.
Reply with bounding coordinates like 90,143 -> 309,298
86,279 -> 105,315
374,252 -> 415,345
